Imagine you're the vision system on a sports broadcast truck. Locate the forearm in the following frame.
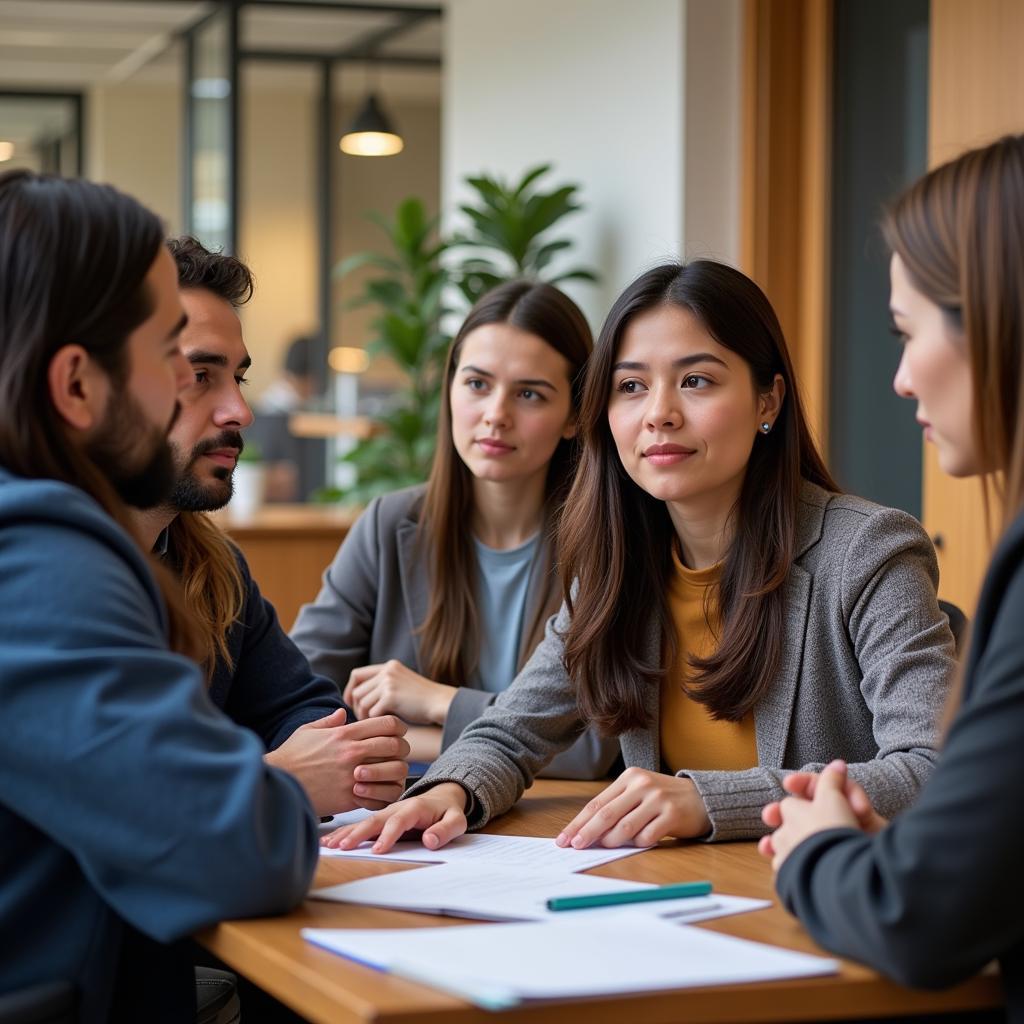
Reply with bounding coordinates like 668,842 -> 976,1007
683,750 -> 937,842
406,724 -> 442,763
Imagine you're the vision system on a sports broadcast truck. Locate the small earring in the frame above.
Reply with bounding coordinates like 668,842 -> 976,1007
760,422 -> 771,434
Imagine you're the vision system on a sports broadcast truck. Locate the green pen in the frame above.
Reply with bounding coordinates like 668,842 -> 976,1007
546,880 -> 713,912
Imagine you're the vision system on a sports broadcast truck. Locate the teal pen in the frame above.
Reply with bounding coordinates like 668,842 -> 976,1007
546,880 -> 713,912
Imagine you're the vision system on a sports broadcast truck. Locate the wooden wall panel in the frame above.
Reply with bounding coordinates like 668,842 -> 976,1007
741,0 -> 832,451
925,0 -> 1024,613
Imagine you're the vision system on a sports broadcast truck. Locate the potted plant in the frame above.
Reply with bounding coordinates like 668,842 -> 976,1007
330,165 -> 599,502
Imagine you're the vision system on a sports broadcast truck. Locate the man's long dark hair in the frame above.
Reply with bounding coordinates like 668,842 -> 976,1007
559,260 -> 838,733
0,170 -> 203,661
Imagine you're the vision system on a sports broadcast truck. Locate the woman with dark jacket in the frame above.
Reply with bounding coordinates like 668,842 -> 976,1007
760,134 -> 1024,1020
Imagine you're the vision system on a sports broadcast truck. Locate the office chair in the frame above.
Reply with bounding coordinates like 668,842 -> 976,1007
938,598 -> 969,655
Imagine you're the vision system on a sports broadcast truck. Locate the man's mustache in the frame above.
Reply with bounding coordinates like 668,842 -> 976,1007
191,430 -> 245,460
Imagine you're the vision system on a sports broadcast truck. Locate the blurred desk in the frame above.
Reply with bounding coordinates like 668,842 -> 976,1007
214,504 -> 360,630
196,780 -> 1002,1024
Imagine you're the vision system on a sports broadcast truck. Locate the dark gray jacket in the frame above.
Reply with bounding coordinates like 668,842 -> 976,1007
290,486 -> 619,779
408,483 -> 958,840
777,506 -> 1024,1019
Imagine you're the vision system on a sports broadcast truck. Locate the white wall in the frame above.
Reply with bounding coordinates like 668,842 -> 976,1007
88,79 -> 183,233
443,0 -> 687,331
684,0 -> 742,267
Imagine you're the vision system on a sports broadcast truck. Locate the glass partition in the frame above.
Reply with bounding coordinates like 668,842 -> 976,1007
0,92 -> 82,177
185,7 -> 237,252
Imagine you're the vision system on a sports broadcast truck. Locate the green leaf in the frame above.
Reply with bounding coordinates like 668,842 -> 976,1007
529,238 -> 573,272
512,163 -> 552,197
548,267 -> 599,284
333,251 -> 402,277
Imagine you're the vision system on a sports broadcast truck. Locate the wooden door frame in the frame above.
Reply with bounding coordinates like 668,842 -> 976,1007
740,0 -> 833,453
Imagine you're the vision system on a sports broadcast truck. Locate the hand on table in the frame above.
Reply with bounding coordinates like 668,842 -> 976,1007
264,709 -> 409,816
344,660 -> 456,725
757,759 -> 888,871
554,767 -> 711,849
320,783 -> 469,854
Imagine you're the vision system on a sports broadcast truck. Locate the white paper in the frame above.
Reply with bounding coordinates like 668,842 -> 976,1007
309,861 -> 769,924
318,830 -> 647,871
302,915 -> 838,1004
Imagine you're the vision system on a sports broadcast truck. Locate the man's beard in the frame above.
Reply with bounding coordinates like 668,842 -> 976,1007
169,429 -> 245,512
86,393 -> 179,509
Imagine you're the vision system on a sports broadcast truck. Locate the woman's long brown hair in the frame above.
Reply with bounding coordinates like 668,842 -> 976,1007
559,260 -> 837,734
882,133 -> 1024,532
418,280 -> 593,686
0,170 -> 203,663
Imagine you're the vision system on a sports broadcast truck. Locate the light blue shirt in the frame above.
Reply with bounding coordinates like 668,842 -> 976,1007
472,533 -> 541,693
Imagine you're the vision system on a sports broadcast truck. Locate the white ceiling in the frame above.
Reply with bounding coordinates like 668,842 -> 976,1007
0,0 -> 443,89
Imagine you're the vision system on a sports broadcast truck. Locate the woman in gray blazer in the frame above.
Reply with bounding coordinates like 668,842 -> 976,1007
292,281 -> 620,779
323,260 -> 956,852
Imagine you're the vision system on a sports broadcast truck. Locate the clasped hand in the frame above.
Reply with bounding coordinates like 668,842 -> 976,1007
265,708 -> 410,816
344,660 -> 456,725
758,759 -> 888,872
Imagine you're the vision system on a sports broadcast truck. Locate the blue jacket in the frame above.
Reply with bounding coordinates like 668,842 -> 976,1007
0,470 -> 319,1022
777,506 -> 1024,1019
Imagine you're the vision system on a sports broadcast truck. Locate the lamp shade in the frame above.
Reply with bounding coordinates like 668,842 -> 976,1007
339,93 -> 404,156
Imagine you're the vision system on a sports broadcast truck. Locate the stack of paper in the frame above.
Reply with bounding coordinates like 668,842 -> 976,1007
302,916 -> 839,1009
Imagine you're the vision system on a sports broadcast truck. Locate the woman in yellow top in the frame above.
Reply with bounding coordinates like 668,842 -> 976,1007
324,258 -> 958,853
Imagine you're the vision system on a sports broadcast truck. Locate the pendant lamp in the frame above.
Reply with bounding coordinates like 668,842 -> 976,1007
339,92 -> 404,156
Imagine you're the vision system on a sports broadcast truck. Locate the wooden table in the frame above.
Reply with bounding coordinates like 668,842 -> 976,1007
195,780 -> 1002,1023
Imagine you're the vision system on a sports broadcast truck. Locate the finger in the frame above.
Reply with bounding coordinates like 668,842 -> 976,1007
761,801 -> 783,828
631,812 -> 676,849
352,782 -> 405,807
422,806 -> 467,850
372,807 -> 427,852
344,712 -> 407,737
757,834 -> 775,859
344,683 -> 371,719
570,791 -> 641,850
813,760 -> 849,799
300,706 -> 347,731
365,696 -> 397,720
599,802 -> 661,848
555,781 -> 625,846
782,772 -> 818,798
321,812 -> 390,849
343,667 -> 381,707
355,759 -> 409,784
339,715 -> 407,741
346,735 -> 410,762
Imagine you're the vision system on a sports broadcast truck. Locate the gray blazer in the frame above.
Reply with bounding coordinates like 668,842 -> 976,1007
290,485 -> 620,779
407,483 -> 958,840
